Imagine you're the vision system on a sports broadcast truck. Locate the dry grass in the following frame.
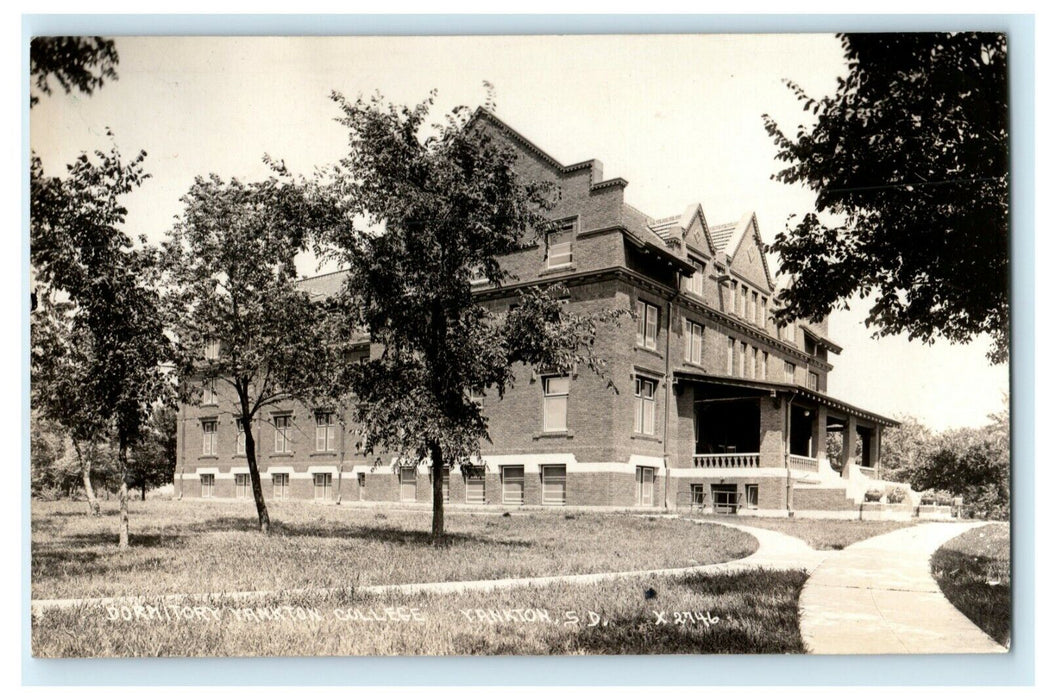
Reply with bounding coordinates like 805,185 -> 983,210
931,523 -> 1010,648
692,515 -> 916,550
32,500 -> 757,600
31,568 -> 808,657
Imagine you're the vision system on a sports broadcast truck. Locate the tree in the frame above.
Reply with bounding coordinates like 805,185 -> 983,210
161,170 -> 351,533
763,33 -> 1008,363
31,140 -> 170,546
127,404 -> 178,500
319,93 -> 625,543
878,414 -> 935,483
910,414 -> 1009,520
30,36 -> 118,107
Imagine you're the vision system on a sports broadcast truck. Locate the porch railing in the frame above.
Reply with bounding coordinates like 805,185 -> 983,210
693,453 -> 760,469
787,454 -> 819,472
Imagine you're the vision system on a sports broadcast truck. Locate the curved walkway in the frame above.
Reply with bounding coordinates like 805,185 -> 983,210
31,518 -> 816,615
799,522 -> 1007,654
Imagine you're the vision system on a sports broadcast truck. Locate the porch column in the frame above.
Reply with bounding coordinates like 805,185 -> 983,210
872,425 -> 882,480
814,405 -> 829,474
841,415 -> 857,480
759,396 -> 785,469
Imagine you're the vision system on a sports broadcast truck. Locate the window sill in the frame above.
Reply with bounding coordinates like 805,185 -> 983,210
310,451 -> 338,457
683,361 -> 706,371
200,402 -> 219,408
634,345 -> 663,360
269,452 -> 294,458
198,455 -> 218,460
631,433 -> 662,443
533,431 -> 574,440
538,265 -> 577,277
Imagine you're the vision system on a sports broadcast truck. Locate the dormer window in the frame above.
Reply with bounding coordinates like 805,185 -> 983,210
684,259 -> 705,296
204,339 -> 221,360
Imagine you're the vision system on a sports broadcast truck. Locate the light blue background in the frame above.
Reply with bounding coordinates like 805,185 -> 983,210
21,13 -> 1035,686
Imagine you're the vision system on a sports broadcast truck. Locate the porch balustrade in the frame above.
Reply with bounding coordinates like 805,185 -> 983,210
693,452 -> 760,469
786,454 -> 819,472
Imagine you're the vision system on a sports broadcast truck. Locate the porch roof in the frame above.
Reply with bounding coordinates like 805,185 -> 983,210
673,371 -> 900,428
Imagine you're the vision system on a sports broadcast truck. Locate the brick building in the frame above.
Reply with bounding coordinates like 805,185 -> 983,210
175,109 -> 911,518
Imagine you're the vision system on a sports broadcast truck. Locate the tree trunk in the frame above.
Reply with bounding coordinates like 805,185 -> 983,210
141,484 -> 147,501
430,439 -> 445,545
117,445 -> 130,549
241,413 -> 270,533
73,439 -> 101,516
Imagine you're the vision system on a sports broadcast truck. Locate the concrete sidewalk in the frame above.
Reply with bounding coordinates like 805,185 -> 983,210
798,522 -> 1008,654
31,518 -> 819,615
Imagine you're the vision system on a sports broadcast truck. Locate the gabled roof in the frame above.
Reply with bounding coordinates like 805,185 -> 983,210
709,212 -> 775,291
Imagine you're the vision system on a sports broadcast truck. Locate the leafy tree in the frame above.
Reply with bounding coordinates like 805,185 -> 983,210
30,36 -> 118,106
31,141 -> 170,547
878,414 -> 935,483
319,93 -> 625,543
161,170 -> 352,533
763,33 -> 1008,363
127,404 -> 178,500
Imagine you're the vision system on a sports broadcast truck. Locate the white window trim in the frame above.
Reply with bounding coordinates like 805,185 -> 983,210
201,419 -> 218,457
633,377 -> 657,436
685,320 -> 703,365
541,464 -> 567,506
273,414 -> 292,454
635,300 -> 659,350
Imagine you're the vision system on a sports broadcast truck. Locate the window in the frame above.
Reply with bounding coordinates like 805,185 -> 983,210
745,484 -> 759,509
273,415 -> 291,453
785,362 -> 796,384
749,346 -> 757,379
685,320 -> 704,365
684,260 -> 705,296
711,484 -> 739,514
728,281 -> 738,314
501,466 -> 525,505
760,296 -> 768,328
357,472 -> 366,501
200,473 -> 214,498
750,290 -> 759,323
741,285 -> 749,319
201,420 -> 217,456
235,473 -> 250,499
202,378 -> 217,405
784,319 -> 795,344
634,377 -> 657,435
541,465 -> 567,505
760,351 -> 768,380
204,339 -> 220,360
467,386 -> 485,407
546,223 -> 574,268
235,418 -> 246,455
542,376 -> 570,432
739,342 -> 747,378
313,472 -> 333,501
399,467 -> 417,502
727,337 -> 735,375
315,411 -> 337,452
808,371 -> 820,391
635,300 -> 659,349
690,483 -> 704,507
637,466 -> 655,506
272,473 -> 289,500
465,469 -> 486,504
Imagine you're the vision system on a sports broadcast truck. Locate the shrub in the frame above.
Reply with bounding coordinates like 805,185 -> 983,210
886,486 -> 908,504
864,489 -> 883,503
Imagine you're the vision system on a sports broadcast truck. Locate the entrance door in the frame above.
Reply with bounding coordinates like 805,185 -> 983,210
710,484 -> 739,514
637,467 -> 654,506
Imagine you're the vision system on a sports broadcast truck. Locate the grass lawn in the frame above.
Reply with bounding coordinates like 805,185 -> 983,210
692,515 -> 916,550
31,568 -> 807,657
32,499 -> 757,600
930,523 -> 1010,648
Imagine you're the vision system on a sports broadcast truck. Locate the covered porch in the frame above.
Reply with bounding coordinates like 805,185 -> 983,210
675,372 -> 898,478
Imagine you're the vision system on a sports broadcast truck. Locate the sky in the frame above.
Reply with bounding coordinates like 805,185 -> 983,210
29,34 -> 1010,431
